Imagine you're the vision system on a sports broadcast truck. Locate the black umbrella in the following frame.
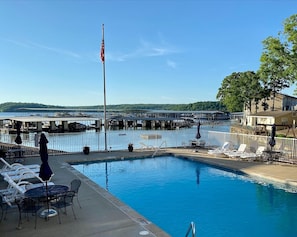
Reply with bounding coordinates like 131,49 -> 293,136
39,133 -> 53,218
269,124 -> 276,149
14,121 -> 22,145
195,121 -> 201,140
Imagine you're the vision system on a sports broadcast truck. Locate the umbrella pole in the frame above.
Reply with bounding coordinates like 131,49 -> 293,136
46,181 -> 50,217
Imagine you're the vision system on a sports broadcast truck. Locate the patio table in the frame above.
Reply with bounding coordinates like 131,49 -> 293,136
25,184 -> 69,218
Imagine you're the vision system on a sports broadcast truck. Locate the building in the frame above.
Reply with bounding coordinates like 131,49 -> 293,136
243,93 -> 297,134
250,93 -> 297,114
247,110 -> 297,133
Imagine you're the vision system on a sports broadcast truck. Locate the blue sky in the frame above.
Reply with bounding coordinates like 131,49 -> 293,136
0,0 -> 296,106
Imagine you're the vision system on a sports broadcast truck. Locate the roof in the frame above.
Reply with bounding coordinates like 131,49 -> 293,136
0,116 -> 98,123
249,110 -> 294,117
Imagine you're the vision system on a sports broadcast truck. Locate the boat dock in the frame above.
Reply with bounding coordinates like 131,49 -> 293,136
0,116 -> 102,133
0,110 -> 233,134
0,115 -> 191,134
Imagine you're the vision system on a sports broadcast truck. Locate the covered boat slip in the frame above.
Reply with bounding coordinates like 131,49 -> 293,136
0,116 -> 192,133
0,116 -> 101,133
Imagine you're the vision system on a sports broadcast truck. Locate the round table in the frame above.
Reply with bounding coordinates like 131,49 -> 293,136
25,184 -> 69,199
25,184 -> 69,218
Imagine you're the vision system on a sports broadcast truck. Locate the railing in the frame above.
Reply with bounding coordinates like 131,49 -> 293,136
185,221 -> 196,237
208,131 -> 297,163
152,141 -> 167,158
1,129 -> 297,164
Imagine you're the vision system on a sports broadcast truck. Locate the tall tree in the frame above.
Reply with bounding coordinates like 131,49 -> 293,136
258,36 -> 291,110
283,14 -> 297,92
217,71 -> 263,112
258,14 -> 297,110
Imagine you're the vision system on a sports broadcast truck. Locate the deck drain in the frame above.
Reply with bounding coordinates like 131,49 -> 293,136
139,230 -> 149,235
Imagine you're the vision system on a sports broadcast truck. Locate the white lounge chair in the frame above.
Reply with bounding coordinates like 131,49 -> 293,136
224,144 -> 247,158
240,146 -> 266,161
0,180 -> 32,206
0,158 -> 40,173
3,169 -> 54,185
208,142 -> 232,155
139,142 -> 154,150
3,169 -> 39,182
1,165 -> 40,177
2,173 -> 54,195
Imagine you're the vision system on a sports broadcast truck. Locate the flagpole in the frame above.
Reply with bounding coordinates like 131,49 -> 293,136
101,24 -> 107,151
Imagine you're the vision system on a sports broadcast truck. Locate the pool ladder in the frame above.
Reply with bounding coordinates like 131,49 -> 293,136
185,221 -> 196,237
152,141 -> 167,157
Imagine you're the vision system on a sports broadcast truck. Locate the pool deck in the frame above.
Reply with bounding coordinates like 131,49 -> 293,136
1,147 -> 297,237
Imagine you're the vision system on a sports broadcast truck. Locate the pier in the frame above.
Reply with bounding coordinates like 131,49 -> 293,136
0,116 -> 101,134
0,114 -> 191,134
0,110 -> 232,134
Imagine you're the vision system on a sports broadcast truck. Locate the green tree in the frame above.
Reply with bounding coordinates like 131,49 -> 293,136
283,14 -> 297,92
258,14 -> 297,110
217,71 -> 264,112
258,36 -> 291,110
217,72 -> 244,112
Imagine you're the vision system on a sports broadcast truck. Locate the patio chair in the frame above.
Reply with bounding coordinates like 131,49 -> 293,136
0,158 -> 40,174
0,194 -> 10,222
239,146 -> 266,161
224,144 -> 247,158
52,191 -> 77,224
70,179 -> 82,208
1,174 -> 54,206
16,197 -> 43,229
208,141 -> 232,155
139,142 -> 154,150
3,169 -> 54,186
0,194 -> 19,223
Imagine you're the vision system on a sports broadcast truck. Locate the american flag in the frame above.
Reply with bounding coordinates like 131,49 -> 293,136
100,39 -> 105,62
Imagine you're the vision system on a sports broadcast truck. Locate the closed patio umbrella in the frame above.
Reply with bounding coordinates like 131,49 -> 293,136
195,121 -> 201,140
14,121 -> 23,158
269,124 -> 276,150
14,121 -> 22,145
39,133 -> 53,180
39,133 -> 54,218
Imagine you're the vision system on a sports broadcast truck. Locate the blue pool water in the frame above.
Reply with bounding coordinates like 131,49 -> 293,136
72,156 -> 297,237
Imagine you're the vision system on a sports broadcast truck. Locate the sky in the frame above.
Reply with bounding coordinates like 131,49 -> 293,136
0,0 -> 297,106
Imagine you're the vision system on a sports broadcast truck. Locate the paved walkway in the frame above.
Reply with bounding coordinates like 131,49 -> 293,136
1,148 -> 297,237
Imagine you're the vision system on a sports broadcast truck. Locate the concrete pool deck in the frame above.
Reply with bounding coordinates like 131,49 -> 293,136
1,148 -> 297,237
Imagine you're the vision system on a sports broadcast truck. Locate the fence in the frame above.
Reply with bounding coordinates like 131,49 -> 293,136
0,130 -> 297,163
208,131 -> 297,163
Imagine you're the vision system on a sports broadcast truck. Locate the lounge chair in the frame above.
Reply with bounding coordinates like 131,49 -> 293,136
224,144 -> 247,158
239,146 -> 266,161
139,142 -> 154,150
0,180 -> 32,206
208,142 -> 232,155
1,165 -> 40,177
3,169 -> 41,182
2,172 -> 54,190
0,158 -> 40,174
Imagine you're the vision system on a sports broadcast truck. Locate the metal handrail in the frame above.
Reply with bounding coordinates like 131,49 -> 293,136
152,140 -> 167,157
185,221 -> 196,237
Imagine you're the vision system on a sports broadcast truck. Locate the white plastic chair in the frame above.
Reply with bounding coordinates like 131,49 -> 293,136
240,146 -> 266,161
208,142 -> 232,155
224,144 -> 247,158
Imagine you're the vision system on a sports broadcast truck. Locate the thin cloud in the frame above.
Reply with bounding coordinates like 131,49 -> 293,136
29,41 -> 80,58
2,38 -> 80,58
166,60 -> 177,69
108,37 -> 180,62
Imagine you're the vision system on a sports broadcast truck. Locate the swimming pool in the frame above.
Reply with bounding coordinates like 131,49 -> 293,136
72,156 -> 297,237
